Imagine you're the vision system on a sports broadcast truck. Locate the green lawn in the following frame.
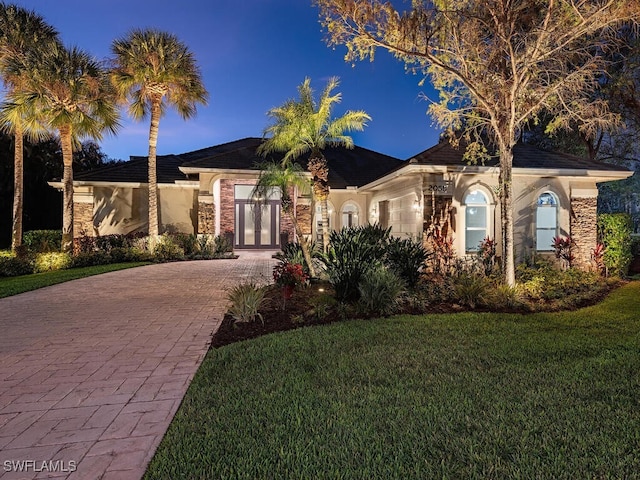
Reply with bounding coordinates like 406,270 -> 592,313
145,282 -> 640,480
0,262 -> 150,298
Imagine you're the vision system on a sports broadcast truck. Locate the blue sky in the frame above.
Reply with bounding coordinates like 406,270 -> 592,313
15,0 -> 441,161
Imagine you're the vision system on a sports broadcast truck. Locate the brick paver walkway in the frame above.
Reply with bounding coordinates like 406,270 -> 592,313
0,252 -> 276,480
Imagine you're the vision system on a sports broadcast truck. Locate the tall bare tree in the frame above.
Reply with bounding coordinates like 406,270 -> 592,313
0,3 -> 59,251
317,0 -> 640,285
111,29 -> 208,241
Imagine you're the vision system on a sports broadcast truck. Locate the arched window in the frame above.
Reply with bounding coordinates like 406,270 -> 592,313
464,190 -> 489,253
536,192 -> 558,251
341,202 -> 359,229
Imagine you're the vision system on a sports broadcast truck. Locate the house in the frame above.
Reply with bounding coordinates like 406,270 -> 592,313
52,137 -> 632,268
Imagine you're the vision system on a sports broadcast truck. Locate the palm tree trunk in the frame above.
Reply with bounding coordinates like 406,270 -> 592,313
60,125 -> 74,253
308,155 -> 331,253
11,124 -> 24,252
286,204 -> 316,278
147,96 -> 161,241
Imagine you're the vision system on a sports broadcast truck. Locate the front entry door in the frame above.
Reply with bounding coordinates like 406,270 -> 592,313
235,199 -> 281,249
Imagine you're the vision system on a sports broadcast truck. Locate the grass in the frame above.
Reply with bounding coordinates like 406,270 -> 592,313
145,282 -> 640,480
0,262 -> 150,298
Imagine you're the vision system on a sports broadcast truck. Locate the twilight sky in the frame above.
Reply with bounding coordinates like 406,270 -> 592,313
14,0 -> 441,161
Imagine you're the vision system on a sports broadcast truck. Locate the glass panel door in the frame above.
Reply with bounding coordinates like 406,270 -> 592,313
243,204 -> 256,246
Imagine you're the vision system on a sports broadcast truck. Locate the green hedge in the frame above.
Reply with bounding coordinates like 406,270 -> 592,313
598,213 -> 633,277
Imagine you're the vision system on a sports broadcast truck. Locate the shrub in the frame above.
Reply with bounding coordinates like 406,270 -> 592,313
277,241 -> 322,277
34,252 -> 72,273
226,282 -> 267,325
486,283 -> 522,310
552,236 -> 575,269
197,235 -> 214,257
477,237 -> 497,276
95,234 -> 130,252
452,273 -> 490,309
321,224 -> 390,301
70,251 -> 111,268
23,230 -> 61,253
0,251 -> 33,277
425,227 -> 456,275
213,235 -> 232,255
357,265 -> 405,316
598,213 -> 633,277
173,233 -> 199,257
273,261 -> 308,288
153,235 -> 185,261
385,236 -> 429,288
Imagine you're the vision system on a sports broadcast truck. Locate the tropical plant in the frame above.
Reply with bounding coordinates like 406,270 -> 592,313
552,236 -> 575,270
110,29 -> 208,241
0,4 -> 60,252
321,224 -> 390,301
385,236 -> 429,288
357,264 -> 405,316
477,237 -> 497,277
252,160 -> 316,276
591,242 -> 607,275
225,282 -> 267,325
272,261 -> 308,288
258,77 -> 370,252
3,43 -> 120,253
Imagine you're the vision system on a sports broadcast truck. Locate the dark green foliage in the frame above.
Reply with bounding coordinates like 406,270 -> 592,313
213,234 -> 232,255
385,236 -> 428,288
516,259 -> 603,302
598,213 -> 633,277
357,264 -> 405,315
22,230 -> 61,253
0,254 -> 33,277
172,233 -> 198,257
70,251 -> 112,268
321,224 -> 390,301
153,235 -> 185,262
452,272 -> 490,309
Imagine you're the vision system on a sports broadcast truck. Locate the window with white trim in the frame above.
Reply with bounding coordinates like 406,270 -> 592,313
536,192 -> 558,251
464,190 -> 489,253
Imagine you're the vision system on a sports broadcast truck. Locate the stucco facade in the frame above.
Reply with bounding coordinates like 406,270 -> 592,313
58,138 -> 631,268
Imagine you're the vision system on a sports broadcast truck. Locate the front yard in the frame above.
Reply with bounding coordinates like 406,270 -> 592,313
144,281 -> 640,479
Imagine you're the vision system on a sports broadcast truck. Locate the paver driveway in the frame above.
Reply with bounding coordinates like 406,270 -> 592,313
0,253 -> 276,480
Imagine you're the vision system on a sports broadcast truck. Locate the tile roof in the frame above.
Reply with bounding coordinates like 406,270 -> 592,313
73,137 -> 629,187
75,137 -> 406,188
410,141 -> 629,172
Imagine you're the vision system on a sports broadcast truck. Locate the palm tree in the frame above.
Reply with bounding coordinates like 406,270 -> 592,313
4,44 -> 120,252
0,4 -> 60,252
110,29 -> 208,241
259,77 -> 370,252
251,159 -> 316,277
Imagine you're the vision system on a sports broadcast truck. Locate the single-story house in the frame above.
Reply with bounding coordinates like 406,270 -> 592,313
51,137 -> 632,268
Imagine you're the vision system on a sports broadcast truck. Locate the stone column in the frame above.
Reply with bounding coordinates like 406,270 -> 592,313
73,190 -> 95,237
570,197 -> 597,270
197,194 -> 215,235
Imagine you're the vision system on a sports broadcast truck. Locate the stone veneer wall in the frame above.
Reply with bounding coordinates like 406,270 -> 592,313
197,201 -> 215,234
570,197 -> 597,269
73,202 -> 94,237
219,179 -> 256,234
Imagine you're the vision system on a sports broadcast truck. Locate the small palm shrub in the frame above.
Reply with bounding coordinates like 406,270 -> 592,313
34,252 -> 72,273
486,283 -> 522,310
358,265 -> 405,316
277,241 -> 322,277
226,282 -> 267,325
385,236 -> 429,288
